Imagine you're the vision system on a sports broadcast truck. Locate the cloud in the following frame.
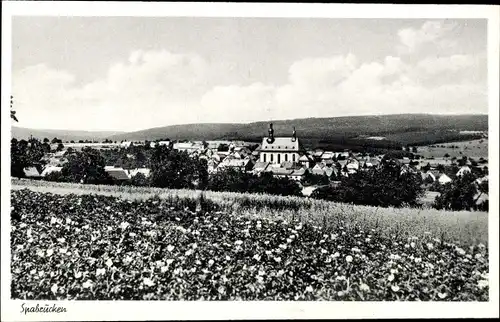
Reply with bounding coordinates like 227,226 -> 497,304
397,20 -> 458,54
12,50 -> 209,131
12,44 -> 487,131
198,51 -> 486,122
200,83 -> 276,123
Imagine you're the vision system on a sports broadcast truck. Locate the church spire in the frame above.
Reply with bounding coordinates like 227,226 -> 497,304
267,123 -> 275,144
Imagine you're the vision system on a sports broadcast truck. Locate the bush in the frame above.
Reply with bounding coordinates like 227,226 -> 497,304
208,168 -> 302,197
130,173 -> 150,187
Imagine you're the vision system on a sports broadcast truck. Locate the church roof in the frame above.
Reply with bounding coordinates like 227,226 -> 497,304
259,137 -> 302,152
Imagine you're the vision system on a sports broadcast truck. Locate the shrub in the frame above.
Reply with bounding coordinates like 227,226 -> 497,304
130,173 -> 150,187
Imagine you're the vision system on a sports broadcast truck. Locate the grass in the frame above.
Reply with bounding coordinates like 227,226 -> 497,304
11,178 -> 488,247
418,139 -> 489,159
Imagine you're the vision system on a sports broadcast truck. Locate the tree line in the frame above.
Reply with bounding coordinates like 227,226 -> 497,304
11,138 -> 488,211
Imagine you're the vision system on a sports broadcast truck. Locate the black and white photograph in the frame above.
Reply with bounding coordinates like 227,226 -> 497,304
1,2 -> 499,321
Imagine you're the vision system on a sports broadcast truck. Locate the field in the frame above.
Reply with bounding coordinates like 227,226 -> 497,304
417,139 -> 489,159
10,179 -> 489,301
11,179 -> 488,246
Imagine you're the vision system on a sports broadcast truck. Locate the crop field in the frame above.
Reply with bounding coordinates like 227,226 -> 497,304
11,179 -> 488,246
10,187 -> 489,301
418,139 -> 489,159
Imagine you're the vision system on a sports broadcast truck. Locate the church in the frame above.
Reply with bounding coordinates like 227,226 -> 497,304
258,123 -> 305,165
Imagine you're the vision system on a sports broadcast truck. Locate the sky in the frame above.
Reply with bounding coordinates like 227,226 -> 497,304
11,17 -> 487,132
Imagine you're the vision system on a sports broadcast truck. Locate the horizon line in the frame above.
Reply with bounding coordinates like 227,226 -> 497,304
11,112 -> 489,134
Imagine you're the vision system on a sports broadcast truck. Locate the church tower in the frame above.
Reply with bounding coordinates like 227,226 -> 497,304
267,123 -> 275,144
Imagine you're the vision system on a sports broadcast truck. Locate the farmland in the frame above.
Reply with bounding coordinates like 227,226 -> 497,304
418,139 -> 489,159
11,179 -> 488,246
10,178 -> 490,301
10,186 -> 489,301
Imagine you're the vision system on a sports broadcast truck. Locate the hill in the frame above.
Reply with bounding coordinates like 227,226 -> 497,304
12,114 -> 488,149
11,127 -> 125,142
109,114 -> 488,144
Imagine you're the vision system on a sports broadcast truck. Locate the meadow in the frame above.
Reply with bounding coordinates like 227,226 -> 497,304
11,179 -> 488,246
418,139 -> 489,159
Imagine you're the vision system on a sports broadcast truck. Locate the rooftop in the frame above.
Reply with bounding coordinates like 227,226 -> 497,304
259,137 -> 302,152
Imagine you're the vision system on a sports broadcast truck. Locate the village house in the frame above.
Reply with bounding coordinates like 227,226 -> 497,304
311,163 -> 327,176
456,166 -> 472,177
335,151 -> 350,159
320,151 -> 335,162
217,158 -> 254,173
269,167 -> 294,179
23,166 -> 41,179
345,158 -> 360,173
421,170 -> 437,183
105,167 -> 130,181
40,165 -> 63,177
298,154 -> 314,168
129,168 -> 151,178
252,161 -> 270,176
290,168 -> 308,181
173,142 -> 204,154
207,159 -> 219,174
438,173 -> 453,185
120,141 -> 133,149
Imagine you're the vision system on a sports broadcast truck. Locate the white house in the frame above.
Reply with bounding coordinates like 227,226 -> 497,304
129,168 -> 151,178
23,167 -> 41,178
120,141 -> 132,148
40,165 -> 63,177
438,173 -> 453,185
456,166 -> 472,177
298,154 -> 313,168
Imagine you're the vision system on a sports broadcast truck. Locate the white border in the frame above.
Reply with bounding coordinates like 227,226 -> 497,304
2,2 -> 499,321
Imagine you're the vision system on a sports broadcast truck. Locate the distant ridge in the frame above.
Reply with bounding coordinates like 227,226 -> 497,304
108,114 -> 488,141
11,114 -> 488,143
11,127 -> 125,142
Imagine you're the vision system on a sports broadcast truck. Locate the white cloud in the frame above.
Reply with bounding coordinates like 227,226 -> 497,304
416,54 -> 478,75
200,83 -> 276,123
397,20 -> 458,54
12,42 -> 487,132
12,50 -> 209,131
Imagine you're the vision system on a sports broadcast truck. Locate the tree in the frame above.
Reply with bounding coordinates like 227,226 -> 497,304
56,143 -> 65,152
301,171 -> 329,187
10,95 -> 18,122
149,146 -> 206,189
218,144 -> 230,152
457,156 -> 468,167
412,146 -> 418,153
130,172 -> 150,187
136,150 -> 147,166
433,173 -> 478,211
311,161 -> 424,208
208,168 -> 301,197
11,138 -> 45,178
61,148 -> 112,184
422,162 -> 431,172
43,138 -> 50,144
